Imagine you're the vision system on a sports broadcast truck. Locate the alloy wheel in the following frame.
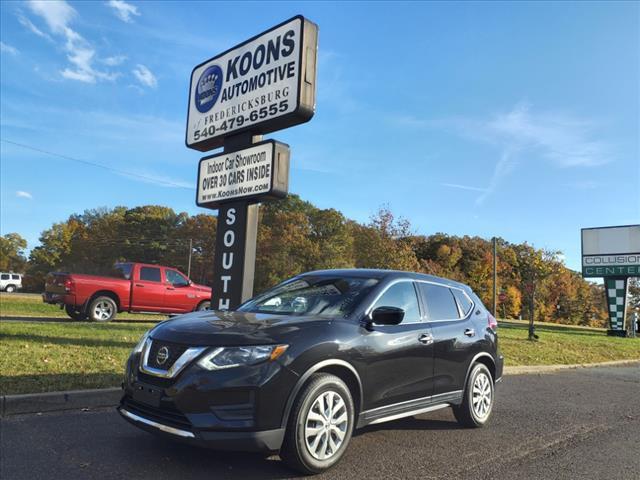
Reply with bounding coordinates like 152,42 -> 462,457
472,371 -> 492,419
304,390 -> 349,460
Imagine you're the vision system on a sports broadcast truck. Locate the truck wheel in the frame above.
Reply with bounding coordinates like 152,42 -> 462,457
65,304 -> 87,321
5,285 -> 16,293
197,301 -> 211,311
88,296 -> 117,322
280,373 -> 355,475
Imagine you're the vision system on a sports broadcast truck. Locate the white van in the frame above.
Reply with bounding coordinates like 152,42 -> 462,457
0,273 -> 23,292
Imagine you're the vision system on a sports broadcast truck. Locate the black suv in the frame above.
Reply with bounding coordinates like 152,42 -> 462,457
119,269 -> 503,474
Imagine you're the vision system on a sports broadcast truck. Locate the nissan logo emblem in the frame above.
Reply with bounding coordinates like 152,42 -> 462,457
156,346 -> 170,366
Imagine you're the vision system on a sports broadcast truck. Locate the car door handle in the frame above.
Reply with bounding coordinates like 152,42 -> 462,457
166,287 -> 175,290
418,333 -> 433,345
135,284 -> 144,287
464,328 -> 475,337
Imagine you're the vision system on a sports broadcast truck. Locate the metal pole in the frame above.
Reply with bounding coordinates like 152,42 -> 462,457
492,237 -> 497,317
187,238 -> 193,278
210,132 -> 262,311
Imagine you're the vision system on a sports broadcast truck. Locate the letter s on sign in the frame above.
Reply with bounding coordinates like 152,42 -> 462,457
226,208 -> 236,225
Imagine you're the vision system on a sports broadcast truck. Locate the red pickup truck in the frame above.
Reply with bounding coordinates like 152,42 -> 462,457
43,262 -> 212,322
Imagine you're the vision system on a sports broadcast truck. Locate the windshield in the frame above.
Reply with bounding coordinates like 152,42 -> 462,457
238,276 -> 380,317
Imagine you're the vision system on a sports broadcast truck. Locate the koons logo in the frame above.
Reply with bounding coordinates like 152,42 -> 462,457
195,65 -> 223,113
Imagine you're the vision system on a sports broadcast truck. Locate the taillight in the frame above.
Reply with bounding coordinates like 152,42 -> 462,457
488,313 -> 498,331
64,278 -> 74,293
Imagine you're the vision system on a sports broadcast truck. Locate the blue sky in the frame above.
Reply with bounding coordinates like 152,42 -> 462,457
1,1 -> 638,272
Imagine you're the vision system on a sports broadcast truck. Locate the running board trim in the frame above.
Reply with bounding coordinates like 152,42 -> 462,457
119,408 -> 195,438
366,403 -> 450,426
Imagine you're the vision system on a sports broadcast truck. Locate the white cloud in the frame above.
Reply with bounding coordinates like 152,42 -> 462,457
441,183 -> 488,193
0,42 -> 19,55
132,64 -> 157,88
102,55 -> 127,66
26,0 -> 118,83
107,0 -> 140,23
16,191 -> 33,200
18,13 -> 52,40
404,102 -> 613,205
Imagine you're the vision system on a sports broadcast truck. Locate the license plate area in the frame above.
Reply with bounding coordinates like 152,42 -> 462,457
132,382 -> 162,407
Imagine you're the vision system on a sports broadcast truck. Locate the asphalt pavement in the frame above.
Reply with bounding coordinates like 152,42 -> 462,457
2,365 -> 639,480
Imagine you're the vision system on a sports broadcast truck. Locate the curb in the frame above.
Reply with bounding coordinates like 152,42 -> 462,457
1,387 -> 122,417
503,359 -> 640,375
2,360 -> 638,417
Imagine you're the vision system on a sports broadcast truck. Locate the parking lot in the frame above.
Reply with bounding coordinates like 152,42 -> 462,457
2,364 -> 638,480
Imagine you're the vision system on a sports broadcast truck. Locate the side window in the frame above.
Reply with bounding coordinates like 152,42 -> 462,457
421,283 -> 460,321
166,270 -> 189,287
451,289 -> 473,317
12,275 -> 20,280
1,274 -> 9,280
115,263 -> 133,280
372,282 -> 421,324
139,267 -> 161,282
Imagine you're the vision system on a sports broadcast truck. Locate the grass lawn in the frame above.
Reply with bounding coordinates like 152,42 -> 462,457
499,320 -> 640,366
0,292 -> 166,321
0,319 -> 638,396
0,321 -> 151,395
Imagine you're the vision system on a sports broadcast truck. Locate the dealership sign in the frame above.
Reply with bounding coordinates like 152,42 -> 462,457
581,225 -> 640,278
186,16 -> 318,151
196,140 -> 290,209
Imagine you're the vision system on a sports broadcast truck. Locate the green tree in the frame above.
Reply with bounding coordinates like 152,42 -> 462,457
0,233 -> 28,272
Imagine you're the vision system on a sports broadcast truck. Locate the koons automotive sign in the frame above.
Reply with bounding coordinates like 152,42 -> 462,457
186,16 -> 318,151
581,225 -> 640,278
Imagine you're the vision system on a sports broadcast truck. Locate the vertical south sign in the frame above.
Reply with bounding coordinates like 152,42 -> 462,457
185,15 -> 318,152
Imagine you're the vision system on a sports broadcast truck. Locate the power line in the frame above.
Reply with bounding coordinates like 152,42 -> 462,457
1,139 -> 194,190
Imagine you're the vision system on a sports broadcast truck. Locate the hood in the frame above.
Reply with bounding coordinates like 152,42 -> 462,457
149,310 -> 331,346
193,283 -> 211,292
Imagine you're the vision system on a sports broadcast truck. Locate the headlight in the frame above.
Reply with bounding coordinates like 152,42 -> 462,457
197,345 -> 288,371
132,331 -> 151,354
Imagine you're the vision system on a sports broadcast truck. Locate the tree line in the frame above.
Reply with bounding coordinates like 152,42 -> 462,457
2,194 -> 615,327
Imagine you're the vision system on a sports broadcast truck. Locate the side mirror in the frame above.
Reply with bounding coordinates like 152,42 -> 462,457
370,306 -> 405,326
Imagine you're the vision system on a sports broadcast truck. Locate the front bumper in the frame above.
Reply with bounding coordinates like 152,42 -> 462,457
118,406 -> 285,451
119,350 -> 297,452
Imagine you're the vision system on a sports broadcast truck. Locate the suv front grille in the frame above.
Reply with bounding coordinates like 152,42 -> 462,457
122,395 -> 191,431
147,340 -> 189,370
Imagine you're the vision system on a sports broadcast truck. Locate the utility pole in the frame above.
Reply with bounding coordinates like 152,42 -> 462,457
187,238 -> 193,279
492,237 -> 497,317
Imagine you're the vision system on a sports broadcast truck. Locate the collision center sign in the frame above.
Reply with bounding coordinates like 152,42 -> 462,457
581,225 -> 640,277
196,140 -> 290,208
186,16 -> 318,151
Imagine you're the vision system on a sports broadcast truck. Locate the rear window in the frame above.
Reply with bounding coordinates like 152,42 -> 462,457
114,263 -> 133,280
420,283 -> 460,321
451,289 -> 473,316
140,267 -> 161,282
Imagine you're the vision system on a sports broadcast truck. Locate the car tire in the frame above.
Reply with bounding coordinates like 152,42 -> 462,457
196,301 -> 211,311
453,363 -> 494,428
280,373 -> 355,475
88,296 -> 117,322
65,304 -> 87,321
5,285 -> 16,293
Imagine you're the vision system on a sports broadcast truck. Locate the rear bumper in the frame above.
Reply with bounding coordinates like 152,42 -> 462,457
42,292 -> 75,305
118,406 -> 285,452
495,354 -> 504,383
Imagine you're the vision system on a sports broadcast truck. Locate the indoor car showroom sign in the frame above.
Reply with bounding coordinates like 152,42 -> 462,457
186,16 -> 318,151
196,140 -> 290,208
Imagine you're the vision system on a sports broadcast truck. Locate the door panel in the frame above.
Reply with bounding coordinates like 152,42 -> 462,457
164,269 -> 193,312
131,266 -> 165,310
418,283 -> 478,395
360,281 -> 435,411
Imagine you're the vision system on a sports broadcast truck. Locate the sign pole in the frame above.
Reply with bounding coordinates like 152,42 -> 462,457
210,133 -> 263,311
